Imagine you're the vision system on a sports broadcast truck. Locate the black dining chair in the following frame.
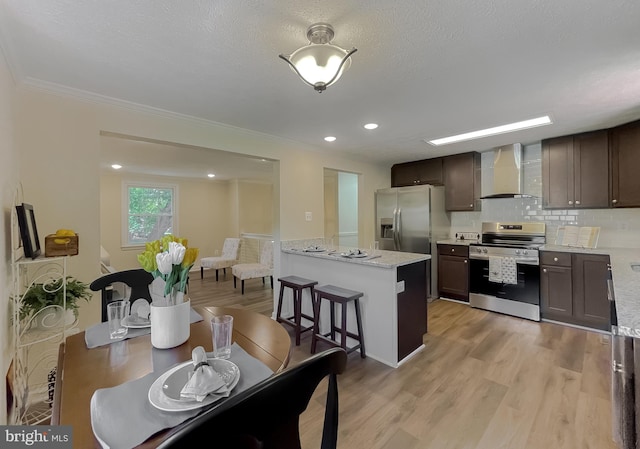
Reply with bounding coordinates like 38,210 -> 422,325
90,268 -> 154,322
157,347 -> 348,449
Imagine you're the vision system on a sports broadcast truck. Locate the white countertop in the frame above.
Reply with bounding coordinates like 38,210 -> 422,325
281,247 -> 430,268
436,239 -> 478,246
539,244 -> 613,255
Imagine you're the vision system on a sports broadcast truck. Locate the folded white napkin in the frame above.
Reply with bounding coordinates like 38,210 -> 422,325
179,346 -> 229,402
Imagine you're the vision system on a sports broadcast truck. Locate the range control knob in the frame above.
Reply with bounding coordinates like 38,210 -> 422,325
515,249 -> 521,255
482,248 -> 488,254
476,247 -> 482,253
522,250 -> 528,255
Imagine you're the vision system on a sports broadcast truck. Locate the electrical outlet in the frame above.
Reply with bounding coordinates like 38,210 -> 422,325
305,211 -> 312,221
396,280 -> 405,293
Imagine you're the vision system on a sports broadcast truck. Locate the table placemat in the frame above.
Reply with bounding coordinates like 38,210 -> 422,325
90,343 -> 273,449
85,308 -> 203,348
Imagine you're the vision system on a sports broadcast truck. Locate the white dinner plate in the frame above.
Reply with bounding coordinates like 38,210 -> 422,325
121,315 -> 151,329
341,252 -> 368,258
130,299 -> 150,321
148,359 -> 240,412
162,358 -> 239,401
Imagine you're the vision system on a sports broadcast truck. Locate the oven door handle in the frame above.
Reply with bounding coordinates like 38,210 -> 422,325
468,256 -> 539,266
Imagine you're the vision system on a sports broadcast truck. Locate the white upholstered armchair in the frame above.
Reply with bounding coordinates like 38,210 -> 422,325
200,238 -> 242,281
231,240 -> 274,294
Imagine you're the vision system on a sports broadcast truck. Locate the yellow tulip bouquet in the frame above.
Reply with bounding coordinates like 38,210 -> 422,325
137,235 -> 199,303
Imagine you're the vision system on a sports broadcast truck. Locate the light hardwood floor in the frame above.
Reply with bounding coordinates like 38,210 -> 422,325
189,274 -> 616,449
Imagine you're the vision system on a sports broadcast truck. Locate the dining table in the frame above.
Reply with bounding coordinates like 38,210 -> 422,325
51,306 -> 291,449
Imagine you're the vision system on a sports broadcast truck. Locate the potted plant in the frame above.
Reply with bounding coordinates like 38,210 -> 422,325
19,276 -> 92,327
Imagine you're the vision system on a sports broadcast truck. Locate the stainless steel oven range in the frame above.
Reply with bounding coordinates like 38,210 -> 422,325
469,222 -> 546,321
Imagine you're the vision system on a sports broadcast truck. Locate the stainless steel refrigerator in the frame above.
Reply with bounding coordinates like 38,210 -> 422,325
375,185 -> 450,297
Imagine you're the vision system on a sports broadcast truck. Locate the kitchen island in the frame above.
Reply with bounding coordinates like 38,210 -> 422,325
280,240 -> 430,368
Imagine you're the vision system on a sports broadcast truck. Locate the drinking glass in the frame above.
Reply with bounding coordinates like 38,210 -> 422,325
107,300 -> 128,340
324,237 -> 334,251
211,315 -> 234,359
370,241 -> 379,255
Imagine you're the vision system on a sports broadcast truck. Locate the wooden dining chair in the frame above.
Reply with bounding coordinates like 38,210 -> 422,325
157,347 -> 348,449
90,269 -> 154,322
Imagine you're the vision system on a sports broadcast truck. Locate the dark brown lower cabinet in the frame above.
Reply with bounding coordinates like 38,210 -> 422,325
397,261 -> 427,361
541,264 -> 573,319
572,253 -> 610,330
540,251 -> 610,331
437,244 -> 469,302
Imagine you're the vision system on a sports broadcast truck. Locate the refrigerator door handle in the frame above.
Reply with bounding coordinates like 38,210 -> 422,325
392,208 -> 398,250
396,208 -> 402,250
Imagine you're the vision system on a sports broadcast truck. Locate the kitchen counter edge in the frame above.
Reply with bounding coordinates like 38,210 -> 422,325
281,248 -> 430,268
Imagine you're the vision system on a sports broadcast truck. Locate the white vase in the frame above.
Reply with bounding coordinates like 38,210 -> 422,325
150,298 -> 191,349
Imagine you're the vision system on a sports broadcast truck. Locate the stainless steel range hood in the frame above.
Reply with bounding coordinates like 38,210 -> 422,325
481,143 -> 531,199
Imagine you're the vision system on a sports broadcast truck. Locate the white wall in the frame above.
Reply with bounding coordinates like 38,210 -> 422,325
0,47 -> 18,425
237,180 -> 273,235
14,87 -> 391,332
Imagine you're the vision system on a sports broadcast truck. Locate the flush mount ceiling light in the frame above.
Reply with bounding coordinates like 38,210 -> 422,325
426,116 -> 553,146
279,23 -> 357,93
324,136 -> 337,142
111,164 -> 122,170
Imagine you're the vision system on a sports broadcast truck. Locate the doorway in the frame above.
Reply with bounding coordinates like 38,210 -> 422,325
323,169 -> 358,248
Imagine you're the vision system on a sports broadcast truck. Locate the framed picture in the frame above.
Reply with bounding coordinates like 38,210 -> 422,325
15,203 -> 41,259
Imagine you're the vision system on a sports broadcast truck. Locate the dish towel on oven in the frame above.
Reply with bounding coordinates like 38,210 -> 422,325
488,256 -> 503,283
501,257 -> 518,285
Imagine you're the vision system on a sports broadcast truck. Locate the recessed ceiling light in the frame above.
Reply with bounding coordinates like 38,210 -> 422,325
207,173 -> 215,178
111,164 -> 122,170
324,136 -> 337,142
364,123 -> 378,130
426,116 -> 552,146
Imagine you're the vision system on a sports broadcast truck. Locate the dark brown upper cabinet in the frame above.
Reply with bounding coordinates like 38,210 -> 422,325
391,158 -> 443,187
443,152 -> 481,211
542,130 -> 610,209
611,119 -> 640,208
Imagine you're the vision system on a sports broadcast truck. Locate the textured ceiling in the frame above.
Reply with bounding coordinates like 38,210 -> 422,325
1,0 -> 640,178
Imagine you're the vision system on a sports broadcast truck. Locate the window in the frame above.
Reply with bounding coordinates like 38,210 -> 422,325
123,182 -> 177,246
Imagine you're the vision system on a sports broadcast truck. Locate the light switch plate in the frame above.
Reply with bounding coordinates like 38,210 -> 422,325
396,280 -> 405,293
305,211 -> 312,221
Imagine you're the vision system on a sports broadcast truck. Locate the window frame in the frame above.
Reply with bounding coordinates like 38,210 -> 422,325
121,181 -> 179,248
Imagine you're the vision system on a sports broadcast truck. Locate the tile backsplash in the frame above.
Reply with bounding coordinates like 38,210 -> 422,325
450,143 -> 640,248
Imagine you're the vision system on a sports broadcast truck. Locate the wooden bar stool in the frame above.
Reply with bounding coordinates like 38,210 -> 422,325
311,285 -> 366,358
276,275 -> 318,346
